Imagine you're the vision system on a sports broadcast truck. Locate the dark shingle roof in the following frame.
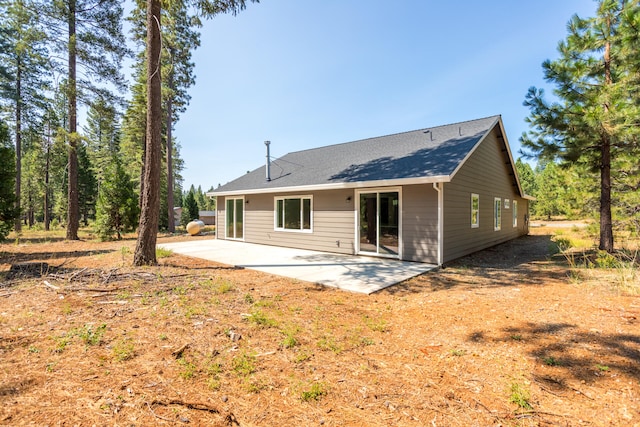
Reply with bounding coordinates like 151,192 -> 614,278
212,115 -> 501,195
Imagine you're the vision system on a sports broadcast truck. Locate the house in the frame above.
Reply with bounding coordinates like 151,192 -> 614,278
173,207 -> 216,226
198,210 -> 216,226
208,116 -> 532,265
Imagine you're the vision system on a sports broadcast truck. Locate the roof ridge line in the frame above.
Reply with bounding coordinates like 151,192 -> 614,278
282,115 -> 501,156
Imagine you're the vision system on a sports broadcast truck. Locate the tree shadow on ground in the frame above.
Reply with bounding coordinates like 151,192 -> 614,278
11,236 -> 68,245
469,321 -> 640,383
383,234 -> 563,295
0,249 -> 114,266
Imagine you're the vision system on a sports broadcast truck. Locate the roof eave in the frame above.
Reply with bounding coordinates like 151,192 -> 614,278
208,175 -> 452,197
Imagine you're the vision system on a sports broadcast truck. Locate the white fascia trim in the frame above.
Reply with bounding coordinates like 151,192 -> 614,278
209,175 -> 451,197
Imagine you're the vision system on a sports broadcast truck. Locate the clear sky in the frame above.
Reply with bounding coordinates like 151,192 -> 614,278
162,0 -> 597,191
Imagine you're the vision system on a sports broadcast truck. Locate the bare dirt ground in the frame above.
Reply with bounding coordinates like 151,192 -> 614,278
0,226 -> 638,426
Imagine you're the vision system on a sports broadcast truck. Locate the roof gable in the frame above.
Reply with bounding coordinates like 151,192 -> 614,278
212,116 -> 507,195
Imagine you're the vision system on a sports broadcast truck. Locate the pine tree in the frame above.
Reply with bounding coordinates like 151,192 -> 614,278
134,0 -> 259,265
84,97 -> 121,184
521,0 -> 640,251
181,190 -> 199,227
45,0 -> 128,240
95,155 -> 139,240
0,119 -> 18,240
0,0 -> 50,233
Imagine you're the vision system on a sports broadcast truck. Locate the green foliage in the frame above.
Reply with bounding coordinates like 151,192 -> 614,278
112,337 -> 135,361
515,158 -> 537,198
542,356 -> 561,366
232,351 -> 256,377
0,120 -> 18,240
521,1 -> 640,251
300,381 -> 327,402
181,190 -> 199,226
95,155 -> 139,240
245,309 -> 278,328
156,247 -> 173,258
509,382 -> 532,410
177,357 -> 198,380
77,323 -> 107,346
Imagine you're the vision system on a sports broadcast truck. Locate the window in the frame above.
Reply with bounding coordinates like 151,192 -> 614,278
471,193 -> 479,228
504,199 -> 510,209
494,197 -> 501,231
513,200 -> 518,227
275,196 -> 312,232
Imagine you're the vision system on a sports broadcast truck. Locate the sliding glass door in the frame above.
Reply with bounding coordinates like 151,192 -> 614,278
358,190 -> 399,257
225,198 -> 244,240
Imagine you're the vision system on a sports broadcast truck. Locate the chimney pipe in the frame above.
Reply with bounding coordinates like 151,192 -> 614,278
265,140 -> 271,182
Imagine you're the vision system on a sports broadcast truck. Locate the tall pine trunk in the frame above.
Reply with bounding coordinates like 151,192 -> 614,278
599,37 -> 614,252
66,0 -> 79,240
44,137 -> 50,231
14,57 -> 22,232
599,135 -> 614,252
166,71 -> 174,233
133,0 -> 162,265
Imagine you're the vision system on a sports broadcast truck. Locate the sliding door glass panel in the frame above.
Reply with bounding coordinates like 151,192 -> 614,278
378,192 -> 399,255
235,199 -> 244,239
226,199 -> 235,239
359,193 -> 378,253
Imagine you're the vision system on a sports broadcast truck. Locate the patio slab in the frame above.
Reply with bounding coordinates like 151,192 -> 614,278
157,239 -> 436,294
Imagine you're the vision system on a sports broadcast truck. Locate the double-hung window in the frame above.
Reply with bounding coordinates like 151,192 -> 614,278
275,196 -> 312,232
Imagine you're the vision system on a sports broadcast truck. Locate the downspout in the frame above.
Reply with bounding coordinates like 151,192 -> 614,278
432,182 -> 443,266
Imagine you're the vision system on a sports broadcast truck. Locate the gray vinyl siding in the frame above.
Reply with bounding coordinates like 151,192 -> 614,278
218,190 -> 355,254
402,184 -> 439,263
442,128 -> 529,263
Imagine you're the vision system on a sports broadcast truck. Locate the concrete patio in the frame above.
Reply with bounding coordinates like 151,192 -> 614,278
157,239 -> 437,294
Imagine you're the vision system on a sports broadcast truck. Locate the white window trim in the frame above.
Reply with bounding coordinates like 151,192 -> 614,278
274,195 -> 313,233
513,200 -> 518,227
471,193 -> 479,228
494,197 -> 502,231
504,199 -> 510,209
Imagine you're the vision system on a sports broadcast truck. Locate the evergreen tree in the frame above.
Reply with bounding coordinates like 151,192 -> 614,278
0,119 -> 18,240
181,189 -> 199,226
134,0 -> 259,265
0,0 -> 50,232
45,0 -> 128,240
77,142 -> 97,226
95,155 -> 139,240
84,97 -> 121,184
521,0 -> 640,252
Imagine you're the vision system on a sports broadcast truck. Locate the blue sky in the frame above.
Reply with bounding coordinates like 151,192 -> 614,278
162,0 -> 597,190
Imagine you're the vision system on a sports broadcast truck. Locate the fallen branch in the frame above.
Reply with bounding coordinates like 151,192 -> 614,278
42,280 -> 60,291
172,343 -> 190,358
149,399 -> 239,426
146,401 -> 176,423
514,410 -> 571,419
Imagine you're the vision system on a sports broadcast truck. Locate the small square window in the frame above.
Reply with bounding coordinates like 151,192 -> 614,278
504,199 -> 510,209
